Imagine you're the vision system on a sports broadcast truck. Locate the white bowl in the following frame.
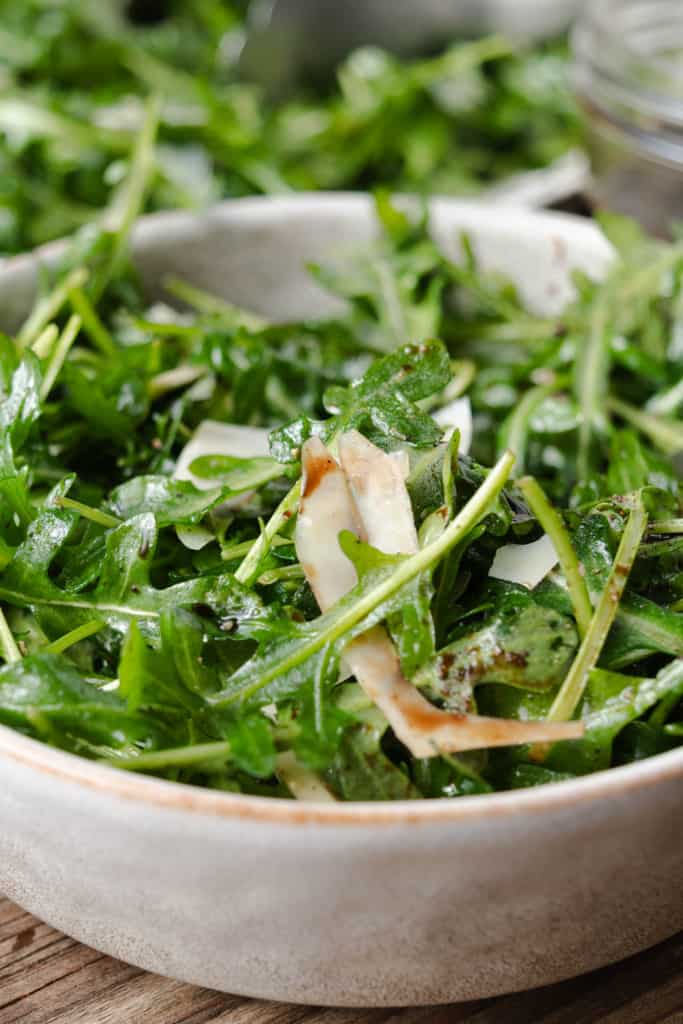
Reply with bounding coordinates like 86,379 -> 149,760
0,195 -> 681,1007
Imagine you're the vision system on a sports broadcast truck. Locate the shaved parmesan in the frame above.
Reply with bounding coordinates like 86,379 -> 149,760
174,420 -> 270,490
295,434 -> 583,757
489,533 -> 559,589
276,752 -> 337,802
174,420 -> 271,550
297,436 -> 360,610
388,448 -> 411,480
432,396 -> 472,454
338,430 -> 418,556
175,524 -> 215,551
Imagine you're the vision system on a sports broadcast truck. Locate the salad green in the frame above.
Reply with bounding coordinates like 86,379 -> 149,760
0,123 -> 682,800
0,0 -> 580,254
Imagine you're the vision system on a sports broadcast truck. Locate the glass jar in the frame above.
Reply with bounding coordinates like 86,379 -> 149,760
572,0 -> 683,237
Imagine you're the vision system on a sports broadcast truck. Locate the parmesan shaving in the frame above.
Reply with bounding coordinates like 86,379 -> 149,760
174,419 -> 271,550
174,420 -> 270,490
295,433 -> 583,757
276,752 -> 337,802
489,533 -> 559,589
338,430 -> 418,556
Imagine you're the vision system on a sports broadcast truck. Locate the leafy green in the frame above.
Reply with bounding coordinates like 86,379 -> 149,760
0,651 -> 170,753
0,3 -> 580,256
108,477 -> 227,526
2,172 -> 683,799
419,597 -> 577,709
269,338 -> 451,461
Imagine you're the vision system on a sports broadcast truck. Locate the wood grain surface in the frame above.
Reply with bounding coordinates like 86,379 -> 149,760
1,898 -> 682,1023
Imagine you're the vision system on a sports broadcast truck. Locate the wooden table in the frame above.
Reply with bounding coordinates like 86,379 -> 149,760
2,898 -> 682,1023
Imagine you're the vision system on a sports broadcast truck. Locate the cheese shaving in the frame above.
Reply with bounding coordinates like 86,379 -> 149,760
489,533 -> 559,589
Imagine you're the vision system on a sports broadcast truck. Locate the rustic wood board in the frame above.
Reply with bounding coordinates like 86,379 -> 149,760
1,898 -> 682,1023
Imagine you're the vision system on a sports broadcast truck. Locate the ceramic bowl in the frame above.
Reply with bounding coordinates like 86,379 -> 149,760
0,195 -> 681,1008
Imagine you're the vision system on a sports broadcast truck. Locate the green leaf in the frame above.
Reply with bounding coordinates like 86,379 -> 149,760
108,476 -> 227,526
411,753 -> 493,797
224,713 -> 276,778
160,607 -> 216,697
0,507 -> 272,637
188,454 -> 283,491
419,596 -> 577,707
547,659 -> 683,774
326,729 -> 420,801
292,677 -> 351,773
544,496 -> 648,724
341,533 -> 436,677
119,620 -> 200,715
0,652 -> 168,753
270,339 -> 451,459
0,354 -> 42,453
64,362 -> 148,440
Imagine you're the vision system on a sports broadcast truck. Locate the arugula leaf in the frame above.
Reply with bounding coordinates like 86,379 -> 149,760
0,507 -> 272,642
418,597 -> 577,708
0,354 -> 42,453
188,454 -> 283,492
546,659 -> 683,774
270,339 -> 451,461
225,714 -> 277,779
326,729 -> 420,801
0,651 -> 170,753
108,476 -> 227,526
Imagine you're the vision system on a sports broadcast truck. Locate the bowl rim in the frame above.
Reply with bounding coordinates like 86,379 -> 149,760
1,720 -> 682,826
1,193 -> 680,827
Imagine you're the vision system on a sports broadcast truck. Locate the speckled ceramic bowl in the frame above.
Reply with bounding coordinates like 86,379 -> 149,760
0,196 -> 681,1007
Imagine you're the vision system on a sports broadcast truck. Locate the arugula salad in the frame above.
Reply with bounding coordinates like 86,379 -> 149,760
0,0 -> 580,254
1,109 -> 683,802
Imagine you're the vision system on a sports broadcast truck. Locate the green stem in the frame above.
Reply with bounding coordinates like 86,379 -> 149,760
40,314 -> 81,400
147,365 -> 205,400
218,450 -> 515,705
545,498 -> 648,724
258,565 -> 305,586
462,318 -> 560,345
518,476 -> 593,638
132,317 -> 200,338
649,687 -> 682,728
68,285 -> 116,356
31,323 -> 59,359
414,34 -> 513,87
94,94 -> 161,300
0,589 -> 158,620
163,275 -> 267,331
0,607 -> 20,663
576,291 -> 611,481
54,495 -> 121,529
17,267 -> 88,352
500,384 -> 553,476
106,741 -> 232,772
221,535 -> 288,563
234,480 -> 301,585
650,519 -> 683,534
607,396 -> 683,455
43,619 -> 105,655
